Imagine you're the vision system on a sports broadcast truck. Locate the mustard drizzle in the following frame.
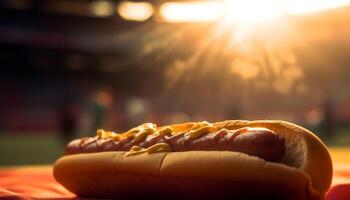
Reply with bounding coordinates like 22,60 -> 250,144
96,121 -> 218,155
125,143 -> 171,156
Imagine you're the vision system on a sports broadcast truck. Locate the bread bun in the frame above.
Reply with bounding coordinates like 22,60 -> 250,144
53,120 -> 332,200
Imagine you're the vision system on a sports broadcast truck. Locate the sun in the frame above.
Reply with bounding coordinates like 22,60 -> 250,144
223,0 -> 284,25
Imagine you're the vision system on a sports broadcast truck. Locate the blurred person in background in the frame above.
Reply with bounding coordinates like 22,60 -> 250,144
320,95 -> 336,140
58,95 -> 79,144
90,87 -> 113,135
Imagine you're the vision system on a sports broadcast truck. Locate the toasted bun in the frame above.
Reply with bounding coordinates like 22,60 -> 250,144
53,120 -> 332,200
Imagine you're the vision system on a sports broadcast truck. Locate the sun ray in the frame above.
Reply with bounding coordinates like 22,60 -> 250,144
108,0 -> 350,115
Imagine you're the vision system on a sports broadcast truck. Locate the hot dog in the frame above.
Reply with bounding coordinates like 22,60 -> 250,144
53,120 -> 332,200
66,124 -> 285,162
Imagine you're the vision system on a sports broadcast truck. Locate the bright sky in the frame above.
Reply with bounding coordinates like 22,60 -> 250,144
284,0 -> 350,15
159,0 -> 350,23
116,0 -> 350,22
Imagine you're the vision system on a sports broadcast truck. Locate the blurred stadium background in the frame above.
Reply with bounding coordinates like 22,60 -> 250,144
0,0 -> 350,166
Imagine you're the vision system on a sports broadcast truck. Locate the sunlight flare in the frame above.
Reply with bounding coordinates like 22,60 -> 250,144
117,1 -> 154,21
224,0 -> 283,25
159,2 -> 223,22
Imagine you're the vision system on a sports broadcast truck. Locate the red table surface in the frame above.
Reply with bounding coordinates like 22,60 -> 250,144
1,149 -> 350,200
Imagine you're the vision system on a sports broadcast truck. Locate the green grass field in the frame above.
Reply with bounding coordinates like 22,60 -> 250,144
0,129 -> 350,166
325,128 -> 350,146
0,133 -> 65,166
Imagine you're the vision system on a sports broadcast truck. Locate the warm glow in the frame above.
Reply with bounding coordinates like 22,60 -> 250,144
284,0 -> 350,15
158,0 -> 350,23
224,0 -> 283,25
117,1 -> 154,21
231,59 -> 259,80
159,2 -> 223,22
89,0 -> 114,17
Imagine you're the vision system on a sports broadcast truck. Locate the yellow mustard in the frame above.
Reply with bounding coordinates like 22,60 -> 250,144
96,121 -> 218,143
126,143 -> 171,156
123,123 -> 156,138
188,125 -> 217,139
190,121 -> 211,130
132,123 -> 158,142
111,134 -> 123,141
130,146 -> 143,151
134,131 -> 150,142
96,129 -> 116,139
157,126 -> 174,136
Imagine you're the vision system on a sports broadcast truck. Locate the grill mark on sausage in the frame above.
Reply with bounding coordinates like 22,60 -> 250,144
65,128 -> 285,162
